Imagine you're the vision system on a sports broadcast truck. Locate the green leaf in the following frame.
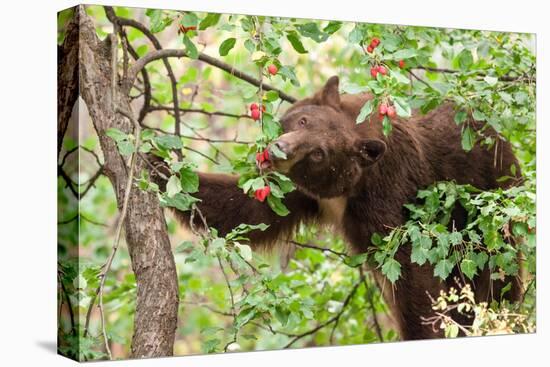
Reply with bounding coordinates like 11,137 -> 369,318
182,35 -> 198,59
287,32 -> 308,53
445,324 -> 459,338
296,23 -> 328,42
181,12 -> 198,28
461,126 -> 476,152
73,274 -> 87,290
166,175 -> 182,197
105,128 -> 128,143
454,110 -> 467,125
262,114 -> 282,140
153,135 -> 183,150
270,143 -> 287,160
267,195 -> 290,216
235,243 -> 252,262
356,100 -> 373,124
199,13 -> 221,30
202,339 -> 220,354
219,37 -> 237,56
160,192 -> 200,212
180,167 -> 199,193
382,115 -> 392,136
434,259 -> 453,280
393,96 -> 412,118
484,75 -> 498,86
146,9 -> 167,33
345,253 -> 369,267
472,109 -> 486,121
323,21 -> 342,34
264,90 -> 279,102
391,48 -> 418,60
274,306 -> 290,326
381,258 -> 401,283
460,259 -> 477,280
175,240 -> 194,253
457,49 -> 473,71
117,141 -> 134,156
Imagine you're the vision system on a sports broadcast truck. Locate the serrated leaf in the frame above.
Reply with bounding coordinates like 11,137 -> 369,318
460,258 -> 477,280
434,259 -> 453,280
381,258 -> 401,283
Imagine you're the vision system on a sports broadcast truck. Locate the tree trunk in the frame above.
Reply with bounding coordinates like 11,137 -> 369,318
75,5 -> 179,358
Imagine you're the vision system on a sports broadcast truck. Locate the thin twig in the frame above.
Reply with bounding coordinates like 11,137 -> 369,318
284,273 -> 365,348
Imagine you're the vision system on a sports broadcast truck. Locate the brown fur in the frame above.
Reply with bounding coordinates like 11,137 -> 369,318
150,76 -> 522,340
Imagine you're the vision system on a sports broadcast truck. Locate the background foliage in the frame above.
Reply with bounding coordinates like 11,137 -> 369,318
57,5 -> 535,360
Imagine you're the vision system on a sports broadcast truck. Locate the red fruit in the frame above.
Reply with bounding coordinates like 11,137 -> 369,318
256,152 -> 265,163
254,186 -> 271,202
367,45 -> 374,53
398,59 -> 405,69
250,108 -> 261,120
250,103 -> 259,111
267,64 -> 278,76
371,37 -> 380,47
378,65 -> 387,75
263,149 -> 270,161
387,106 -> 396,118
370,67 -> 378,78
378,103 -> 388,115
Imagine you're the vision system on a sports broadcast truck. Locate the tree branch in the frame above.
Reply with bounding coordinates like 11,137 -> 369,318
127,48 -> 297,103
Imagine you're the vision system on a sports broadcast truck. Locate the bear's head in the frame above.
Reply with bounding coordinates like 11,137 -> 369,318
264,76 -> 387,199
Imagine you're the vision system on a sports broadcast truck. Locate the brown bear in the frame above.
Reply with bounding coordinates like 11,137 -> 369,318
150,76 -> 522,340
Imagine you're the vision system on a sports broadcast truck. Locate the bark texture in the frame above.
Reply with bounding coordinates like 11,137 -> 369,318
76,6 -> 178,358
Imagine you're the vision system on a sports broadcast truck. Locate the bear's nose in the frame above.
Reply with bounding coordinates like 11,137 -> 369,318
271,140 -> 290,158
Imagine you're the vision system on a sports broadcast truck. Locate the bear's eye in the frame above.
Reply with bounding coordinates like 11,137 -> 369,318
310,149 -> 324,162
298,118 -> 307,127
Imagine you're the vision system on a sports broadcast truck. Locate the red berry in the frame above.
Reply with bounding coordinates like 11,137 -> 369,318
378,66 -> 387,75
263,149 -> 270,161
256,152 -> 265,163
254,186 -> 270,202
370,67 -> 378,78
398,60 -> 405,69
250,109 -> 261,120
371,37 -> 380,47
250,103 -> 259,111
378,103 -> 388,115
267,64 -> 278,76
387,106 -> 396,118
367,45 -> 374,53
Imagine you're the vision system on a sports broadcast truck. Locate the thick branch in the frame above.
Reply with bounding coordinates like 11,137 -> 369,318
57,9 -> 80,158
77,6 -> 179,358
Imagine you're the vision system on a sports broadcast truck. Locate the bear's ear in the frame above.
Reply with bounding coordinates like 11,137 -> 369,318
355,138 -> 387,166
319,76 -> 341,110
